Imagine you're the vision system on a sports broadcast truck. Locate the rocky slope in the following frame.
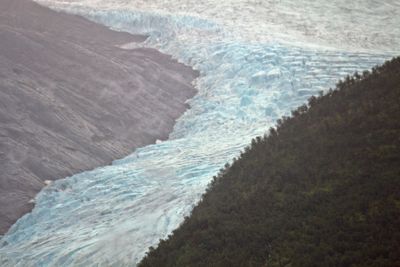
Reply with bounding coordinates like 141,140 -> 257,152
0,0 -> 197,234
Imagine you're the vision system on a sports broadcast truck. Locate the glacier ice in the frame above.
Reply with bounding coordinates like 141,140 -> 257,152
1,0 -> 399,266
33,0 -> 400,53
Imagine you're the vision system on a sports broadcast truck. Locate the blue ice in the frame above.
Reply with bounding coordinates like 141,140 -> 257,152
0,8 -> 391,266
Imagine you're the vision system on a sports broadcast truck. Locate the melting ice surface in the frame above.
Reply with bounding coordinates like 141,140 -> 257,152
1,0 -> 400,266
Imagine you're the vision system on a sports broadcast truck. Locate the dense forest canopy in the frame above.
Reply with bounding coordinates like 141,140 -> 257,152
139,57 -> 400,267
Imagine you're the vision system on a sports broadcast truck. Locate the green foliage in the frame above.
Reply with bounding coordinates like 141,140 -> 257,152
139,57 -> 400,267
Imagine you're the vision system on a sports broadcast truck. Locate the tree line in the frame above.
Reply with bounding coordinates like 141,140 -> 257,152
139,57 -> 400,267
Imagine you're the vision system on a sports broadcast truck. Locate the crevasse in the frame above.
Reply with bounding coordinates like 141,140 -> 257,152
0,2 -> 396,266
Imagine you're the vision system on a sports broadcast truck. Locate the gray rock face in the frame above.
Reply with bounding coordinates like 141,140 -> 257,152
0,0 -> 198,234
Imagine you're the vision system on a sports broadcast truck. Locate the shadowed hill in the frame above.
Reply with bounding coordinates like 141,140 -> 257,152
139,57 -> 400,267
0,0 -> 198,234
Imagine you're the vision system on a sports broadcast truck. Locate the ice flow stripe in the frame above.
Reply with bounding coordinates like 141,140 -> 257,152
0,2 -> 396,266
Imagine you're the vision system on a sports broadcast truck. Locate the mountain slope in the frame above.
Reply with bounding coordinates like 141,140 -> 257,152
139,58 -> 400,267
0,0 -> 197,234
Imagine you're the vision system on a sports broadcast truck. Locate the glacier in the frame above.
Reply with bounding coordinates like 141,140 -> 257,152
1,0 -> 399,266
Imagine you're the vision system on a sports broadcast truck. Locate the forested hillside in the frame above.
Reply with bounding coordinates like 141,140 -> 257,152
139,57 -> 400,267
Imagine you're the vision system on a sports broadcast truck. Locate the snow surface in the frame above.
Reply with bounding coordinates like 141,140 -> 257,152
1,0 -> 399,266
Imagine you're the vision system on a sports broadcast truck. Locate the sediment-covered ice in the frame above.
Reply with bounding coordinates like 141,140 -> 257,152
1,0 -> 398,266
